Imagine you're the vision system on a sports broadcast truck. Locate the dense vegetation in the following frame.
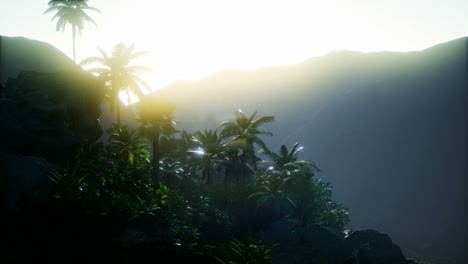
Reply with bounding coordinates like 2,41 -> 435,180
1,1 -> 348,261
44,98 -> 349,262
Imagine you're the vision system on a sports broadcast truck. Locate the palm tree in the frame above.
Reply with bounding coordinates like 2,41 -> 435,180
136,96 -> 177,188
265,142 -> 320,173
44,0 -> 100,62
159,159 -> 184,187
80,43 -> 152,126
189,129 -> 226,185
107,124 -> 150,166
219,110 -> 274,184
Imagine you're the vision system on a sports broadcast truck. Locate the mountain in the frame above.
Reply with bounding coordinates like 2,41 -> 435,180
2,34 -> 466,263
139,37 -> 467,263
0,35 -> 77,84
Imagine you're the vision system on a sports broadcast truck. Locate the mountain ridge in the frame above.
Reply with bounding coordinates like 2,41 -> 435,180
135,36 -> 467,264
155,35 -> 467,97
0,35 -> 78,84
2,34 -> 466,263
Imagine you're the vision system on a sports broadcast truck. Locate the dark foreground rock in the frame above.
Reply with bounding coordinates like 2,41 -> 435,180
0,36 -> 105,223
0,153 -> 50,215
263,219 -> 408,264
1,69 -> 105,162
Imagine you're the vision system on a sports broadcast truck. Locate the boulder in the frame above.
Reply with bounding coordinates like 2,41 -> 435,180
1,69 -> 105,162
262,220 -> 408,264
343,229 -> 407,264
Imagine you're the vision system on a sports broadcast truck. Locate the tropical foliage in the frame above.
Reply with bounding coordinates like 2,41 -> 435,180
35,99 -> 350,262
189,129 -> 227,185
17,6 -> 351,261
219,110 -> 275,184
136,96 -> 177,187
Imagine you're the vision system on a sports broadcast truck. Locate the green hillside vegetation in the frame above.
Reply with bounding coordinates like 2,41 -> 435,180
43,98 -> 349,262
2,1 -> 464,262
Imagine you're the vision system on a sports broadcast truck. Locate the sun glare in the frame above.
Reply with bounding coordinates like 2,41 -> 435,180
106,0 -> 354,93
120,91 -> 141,106
52,0 -> 468,99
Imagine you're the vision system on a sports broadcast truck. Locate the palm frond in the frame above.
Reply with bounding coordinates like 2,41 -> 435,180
288,142 -> 301,161
79,56 -> 106,66
252,115 -> 275,128
127,65 -> 153,74
247,110 -> 258,123
233,110 -> 248,127
249,128 -> 273,137
251,137 -> 270,153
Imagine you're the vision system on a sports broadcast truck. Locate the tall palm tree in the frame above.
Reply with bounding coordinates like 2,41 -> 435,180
219,110 -> 274,184
80,43 -> 152,126
44,0 -> 100,62
189,129 -> 227,185
136,96 -> 177,188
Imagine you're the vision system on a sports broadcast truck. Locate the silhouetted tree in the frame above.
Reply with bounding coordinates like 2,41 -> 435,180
80,43 -> 151,126
44,0 -> 100,62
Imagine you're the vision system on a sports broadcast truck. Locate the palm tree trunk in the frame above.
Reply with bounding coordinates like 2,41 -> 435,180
116,99 -> 121,127
240,154 -> 247,185
72,26 -> 76,63
152,131 -> 160,188
206,170 -> 212,185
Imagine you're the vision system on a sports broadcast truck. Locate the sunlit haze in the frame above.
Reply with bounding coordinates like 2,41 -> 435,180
1,0 -> 467,91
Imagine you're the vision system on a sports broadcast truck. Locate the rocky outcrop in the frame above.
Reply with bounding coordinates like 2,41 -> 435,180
0,36 -> 77,84
262,220 -> 407,264
0,36 -> 106,215
343,229 -> 407,264
1,69 -> 105,162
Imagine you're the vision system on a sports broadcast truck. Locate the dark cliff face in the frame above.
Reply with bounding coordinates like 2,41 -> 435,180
119,37 -> 467,263
0,36 -> 106,162
2,70 -> 105,161
0,36 -> 106,229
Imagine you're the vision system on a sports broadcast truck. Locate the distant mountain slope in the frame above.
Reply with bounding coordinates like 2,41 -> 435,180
0,35 -> 77,84
145,37 -> 467,263
2,34 -> 465,263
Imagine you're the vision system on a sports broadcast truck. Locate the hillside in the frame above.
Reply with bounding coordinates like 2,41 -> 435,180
2,34 -> 466,263
0,35 -> 77,84
137,37 -> 468,263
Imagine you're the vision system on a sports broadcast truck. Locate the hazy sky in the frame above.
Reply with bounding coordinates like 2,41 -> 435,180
1,0 -> 467,90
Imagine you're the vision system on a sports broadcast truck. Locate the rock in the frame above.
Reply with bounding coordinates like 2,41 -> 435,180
262,220 -> 408,264
264,223 -> 349,264
344,229 -> 407,264
0,35 -> 106,161
0,153 -> 50,215
1,69 -> 105,162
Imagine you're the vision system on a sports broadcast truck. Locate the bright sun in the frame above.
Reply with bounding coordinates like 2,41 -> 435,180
65,0 -> 466,98
90,0 -> 360,94
2,0 -> 466,95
